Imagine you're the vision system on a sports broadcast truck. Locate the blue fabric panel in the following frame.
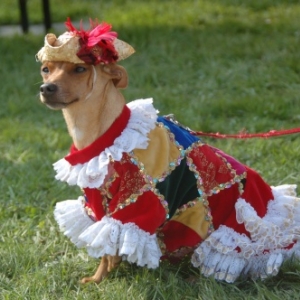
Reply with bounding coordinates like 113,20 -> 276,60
157,116 -> 200,149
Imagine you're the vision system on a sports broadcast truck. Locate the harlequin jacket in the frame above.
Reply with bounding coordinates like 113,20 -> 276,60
54,99 -> 300,282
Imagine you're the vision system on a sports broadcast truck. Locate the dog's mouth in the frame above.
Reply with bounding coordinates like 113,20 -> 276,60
41,97 -> 79,110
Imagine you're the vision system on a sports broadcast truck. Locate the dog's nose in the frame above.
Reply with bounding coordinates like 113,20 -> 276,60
40,83 -> 58,95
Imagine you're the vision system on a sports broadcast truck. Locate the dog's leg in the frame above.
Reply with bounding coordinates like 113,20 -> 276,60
81,256 -> 109,284
81,255 -> 122,284
107,254 -> 122,272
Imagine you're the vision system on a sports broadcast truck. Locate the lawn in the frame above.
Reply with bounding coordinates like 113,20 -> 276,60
1,0 -> 300,299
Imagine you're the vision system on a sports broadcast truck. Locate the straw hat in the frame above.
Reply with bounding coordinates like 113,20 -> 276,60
36,18 -> 135,65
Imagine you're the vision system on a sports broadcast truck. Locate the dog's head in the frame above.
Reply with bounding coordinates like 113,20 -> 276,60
39,61 -> 128,110
37,18 -> 134,110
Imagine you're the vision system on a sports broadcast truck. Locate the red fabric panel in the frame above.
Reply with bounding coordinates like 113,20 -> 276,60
208,182 -> 246,233
242,166 -> 273,217
160,220 -> 202,252
112,190 -> 167,234
84,188 -> 105,220
209,166 -> 274,236
83,156 -> 166,234
108,155 -> 146,213
188,144 -> 235,194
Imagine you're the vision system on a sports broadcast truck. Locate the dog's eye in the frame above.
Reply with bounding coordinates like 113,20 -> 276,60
42,67 -> 49,73
75,66 -> 87,73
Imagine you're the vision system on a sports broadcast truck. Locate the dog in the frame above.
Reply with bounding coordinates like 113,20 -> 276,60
37,18 -> 300,284
40,61 -> 128,283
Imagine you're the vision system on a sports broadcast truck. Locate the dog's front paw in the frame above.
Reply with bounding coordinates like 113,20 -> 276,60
80,255 -> 122,284
80,276 -> 103,284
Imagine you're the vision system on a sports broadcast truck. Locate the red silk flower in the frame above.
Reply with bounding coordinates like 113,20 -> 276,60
65,17 -> 119,65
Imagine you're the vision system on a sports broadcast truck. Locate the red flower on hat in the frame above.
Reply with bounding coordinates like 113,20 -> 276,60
65,17 -> 119,65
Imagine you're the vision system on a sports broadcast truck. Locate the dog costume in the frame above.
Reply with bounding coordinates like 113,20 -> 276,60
37,19 -> 300,283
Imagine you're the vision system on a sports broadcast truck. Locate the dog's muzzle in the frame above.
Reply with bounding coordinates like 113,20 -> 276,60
39,82 -> 77,109
40,83 -> 58,96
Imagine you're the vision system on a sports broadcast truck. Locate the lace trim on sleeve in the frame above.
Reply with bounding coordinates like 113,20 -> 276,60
79,216 -> 162,268
53,98 -> 158,188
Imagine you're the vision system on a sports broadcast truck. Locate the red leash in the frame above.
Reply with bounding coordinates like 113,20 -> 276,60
190,127 -> 300,139
164,114 -> 300,139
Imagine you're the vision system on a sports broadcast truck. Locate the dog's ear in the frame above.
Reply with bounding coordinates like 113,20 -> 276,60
101,64 -> 128,89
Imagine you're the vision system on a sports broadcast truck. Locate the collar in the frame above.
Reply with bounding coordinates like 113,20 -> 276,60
65,105 -> 131,165
53,98 -> 157,188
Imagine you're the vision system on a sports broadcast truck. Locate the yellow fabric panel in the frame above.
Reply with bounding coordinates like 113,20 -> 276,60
171,201 -> 210,240
133,125 -> 180,179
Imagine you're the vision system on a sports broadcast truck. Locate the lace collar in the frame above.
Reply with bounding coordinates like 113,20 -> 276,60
53,98 -> 158,188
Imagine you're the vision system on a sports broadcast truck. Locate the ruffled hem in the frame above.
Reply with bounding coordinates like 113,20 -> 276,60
54,198 -> 162,268
53,98 -> 158,188
79,216 -> 162,268
191,184 -> 300,283
54,196 -> 94,248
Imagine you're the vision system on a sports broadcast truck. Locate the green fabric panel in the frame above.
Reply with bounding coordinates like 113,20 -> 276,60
156,157 -> 199,218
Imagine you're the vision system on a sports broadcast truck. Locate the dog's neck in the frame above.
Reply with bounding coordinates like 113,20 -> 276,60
62,80 -> 126,150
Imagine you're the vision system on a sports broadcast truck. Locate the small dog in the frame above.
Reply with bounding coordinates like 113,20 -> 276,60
37,18 -> 300,284
39,61 -> 128,283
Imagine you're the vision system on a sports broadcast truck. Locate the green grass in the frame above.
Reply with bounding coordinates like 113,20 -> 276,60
1,0 -> 300,299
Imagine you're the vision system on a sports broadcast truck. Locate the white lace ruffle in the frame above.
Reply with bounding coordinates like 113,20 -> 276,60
79,216 -> 162,268
191,184 -> 300,282
54,199 -> 162,268
53,98 -> 158,188
53,196 -> 94,248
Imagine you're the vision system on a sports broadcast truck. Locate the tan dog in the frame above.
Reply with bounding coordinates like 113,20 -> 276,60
37,19 -> 300,285
40,61 -> 127,283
